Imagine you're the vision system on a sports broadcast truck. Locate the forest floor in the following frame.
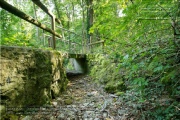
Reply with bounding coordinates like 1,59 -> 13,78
21,75 -> 136,120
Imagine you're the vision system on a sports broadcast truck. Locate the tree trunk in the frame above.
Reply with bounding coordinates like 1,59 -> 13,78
33,3 -> 40,41
53,0 -> 65,40
86,0 -> 93,52
80,0 -> 86,53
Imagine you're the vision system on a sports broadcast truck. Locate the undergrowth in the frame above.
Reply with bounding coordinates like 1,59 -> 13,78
88,43 -> 180,119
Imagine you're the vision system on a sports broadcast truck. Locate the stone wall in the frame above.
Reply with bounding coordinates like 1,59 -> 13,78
0,46 -> 68,117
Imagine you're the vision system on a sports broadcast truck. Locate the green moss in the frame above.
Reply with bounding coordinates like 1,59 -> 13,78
105,82 -> 117,93
2,115 -> 19,120
59,79 -> 68,93
104,80 -> 126,93
64,98 -> 73,105
37,76 -> 51,88
0,46 -> 68,119
115,92 -> 124,96
117,81 -> 126,91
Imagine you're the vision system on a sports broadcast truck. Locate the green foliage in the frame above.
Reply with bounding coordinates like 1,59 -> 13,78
89,0 -> 180,119
132,77 -> 148,97
0,7 -> 40,48
88,54 -> 126,94
145,102 -> 180,120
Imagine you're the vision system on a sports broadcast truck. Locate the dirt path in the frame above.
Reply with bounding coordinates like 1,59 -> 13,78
22,75 -> 130,120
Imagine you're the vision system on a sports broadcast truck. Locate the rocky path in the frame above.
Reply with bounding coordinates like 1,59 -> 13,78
22,75 -> 131,120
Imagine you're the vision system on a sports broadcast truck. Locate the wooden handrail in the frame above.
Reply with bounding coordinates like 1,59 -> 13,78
0,0 -> 62,39
88,40 -> 104,46
32,0 -> 57,49
32,0 -> 61,24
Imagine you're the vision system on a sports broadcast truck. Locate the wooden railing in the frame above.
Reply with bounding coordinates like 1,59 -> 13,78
0,0 -> 105,54
0,0 -> 61,49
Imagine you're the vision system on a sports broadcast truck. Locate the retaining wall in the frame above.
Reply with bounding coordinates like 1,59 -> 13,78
0,46 -> 68,117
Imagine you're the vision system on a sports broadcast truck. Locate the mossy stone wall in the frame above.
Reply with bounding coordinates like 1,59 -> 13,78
0,46 -> 68,117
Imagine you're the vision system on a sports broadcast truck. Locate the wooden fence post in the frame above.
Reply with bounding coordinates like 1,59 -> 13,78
51,15 -> 56,49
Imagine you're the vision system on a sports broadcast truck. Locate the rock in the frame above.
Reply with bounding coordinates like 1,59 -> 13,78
66,110 -> 75,117
102,111 -> 108,117
91,91 -> 98,96
89,102 -> 95,106
50,116 -> 55,120
52,101 -> 58,106
118,109 -> 127,115
109,94 -> 118,98
67,105 -> 72,108
83,103 -> 89,107
94,118 -> 100,120
87,92 -> 93,97
72,105 -> 76,108
83,110 -> 95,118
58,113 -> 65,119
57,97 -> 62,101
